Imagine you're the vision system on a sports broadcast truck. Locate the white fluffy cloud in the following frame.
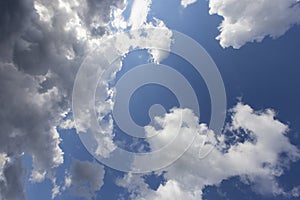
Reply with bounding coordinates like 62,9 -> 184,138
182,0 -> 300,48
209,0 -> 300,48
118,103 -> 300,199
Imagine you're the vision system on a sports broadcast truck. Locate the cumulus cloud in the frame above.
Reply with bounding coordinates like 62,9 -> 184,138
209,0 -> 300,48
0,64 -> 64,182
0,0 -> 173,198
0,0 -> 126,198
118,103 -> 300,199
5,0 -> 299,199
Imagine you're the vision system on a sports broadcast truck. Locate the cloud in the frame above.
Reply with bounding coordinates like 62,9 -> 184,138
181,0 -> 197,8
0,0 -> 126,198
0,154 -> 26,200
118,103 -> 300,199
110,0 -> 171,63
71,26 -> 173,160
0,63 -> 64,181
0,0 -> 173,198
71,1 -> 173,160
0,0 -> 33,61
149,180 -> 200,200
209,0 -> 300,48
69,160 -> 105,200
117,173 -> 200,200
5,0 -> 299,199
129,0 -> 152,29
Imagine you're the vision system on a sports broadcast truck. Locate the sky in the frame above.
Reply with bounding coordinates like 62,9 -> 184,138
0,0 -> 300,199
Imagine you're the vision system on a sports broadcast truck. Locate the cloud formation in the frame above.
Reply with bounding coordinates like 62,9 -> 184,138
0,0 -> 125,198
0,0 -> 173,198
209,0 -> 300,48
72,0 -> 173,161
118,103 -> 300,199
181,0 -> 300,48
1,0 -> 299,199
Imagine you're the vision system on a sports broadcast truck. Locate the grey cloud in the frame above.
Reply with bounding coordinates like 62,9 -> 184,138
0,0 -> 34,61
70,160 -> 105,200
0,157 -> 26,200
87,0 -> 126,23
0,0 -> 125,198
0,0 -> 33,41
0,63 -> 64,180
83,0 -> 126,36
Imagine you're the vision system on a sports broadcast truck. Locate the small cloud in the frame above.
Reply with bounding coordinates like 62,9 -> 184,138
181,0 -> 198,8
